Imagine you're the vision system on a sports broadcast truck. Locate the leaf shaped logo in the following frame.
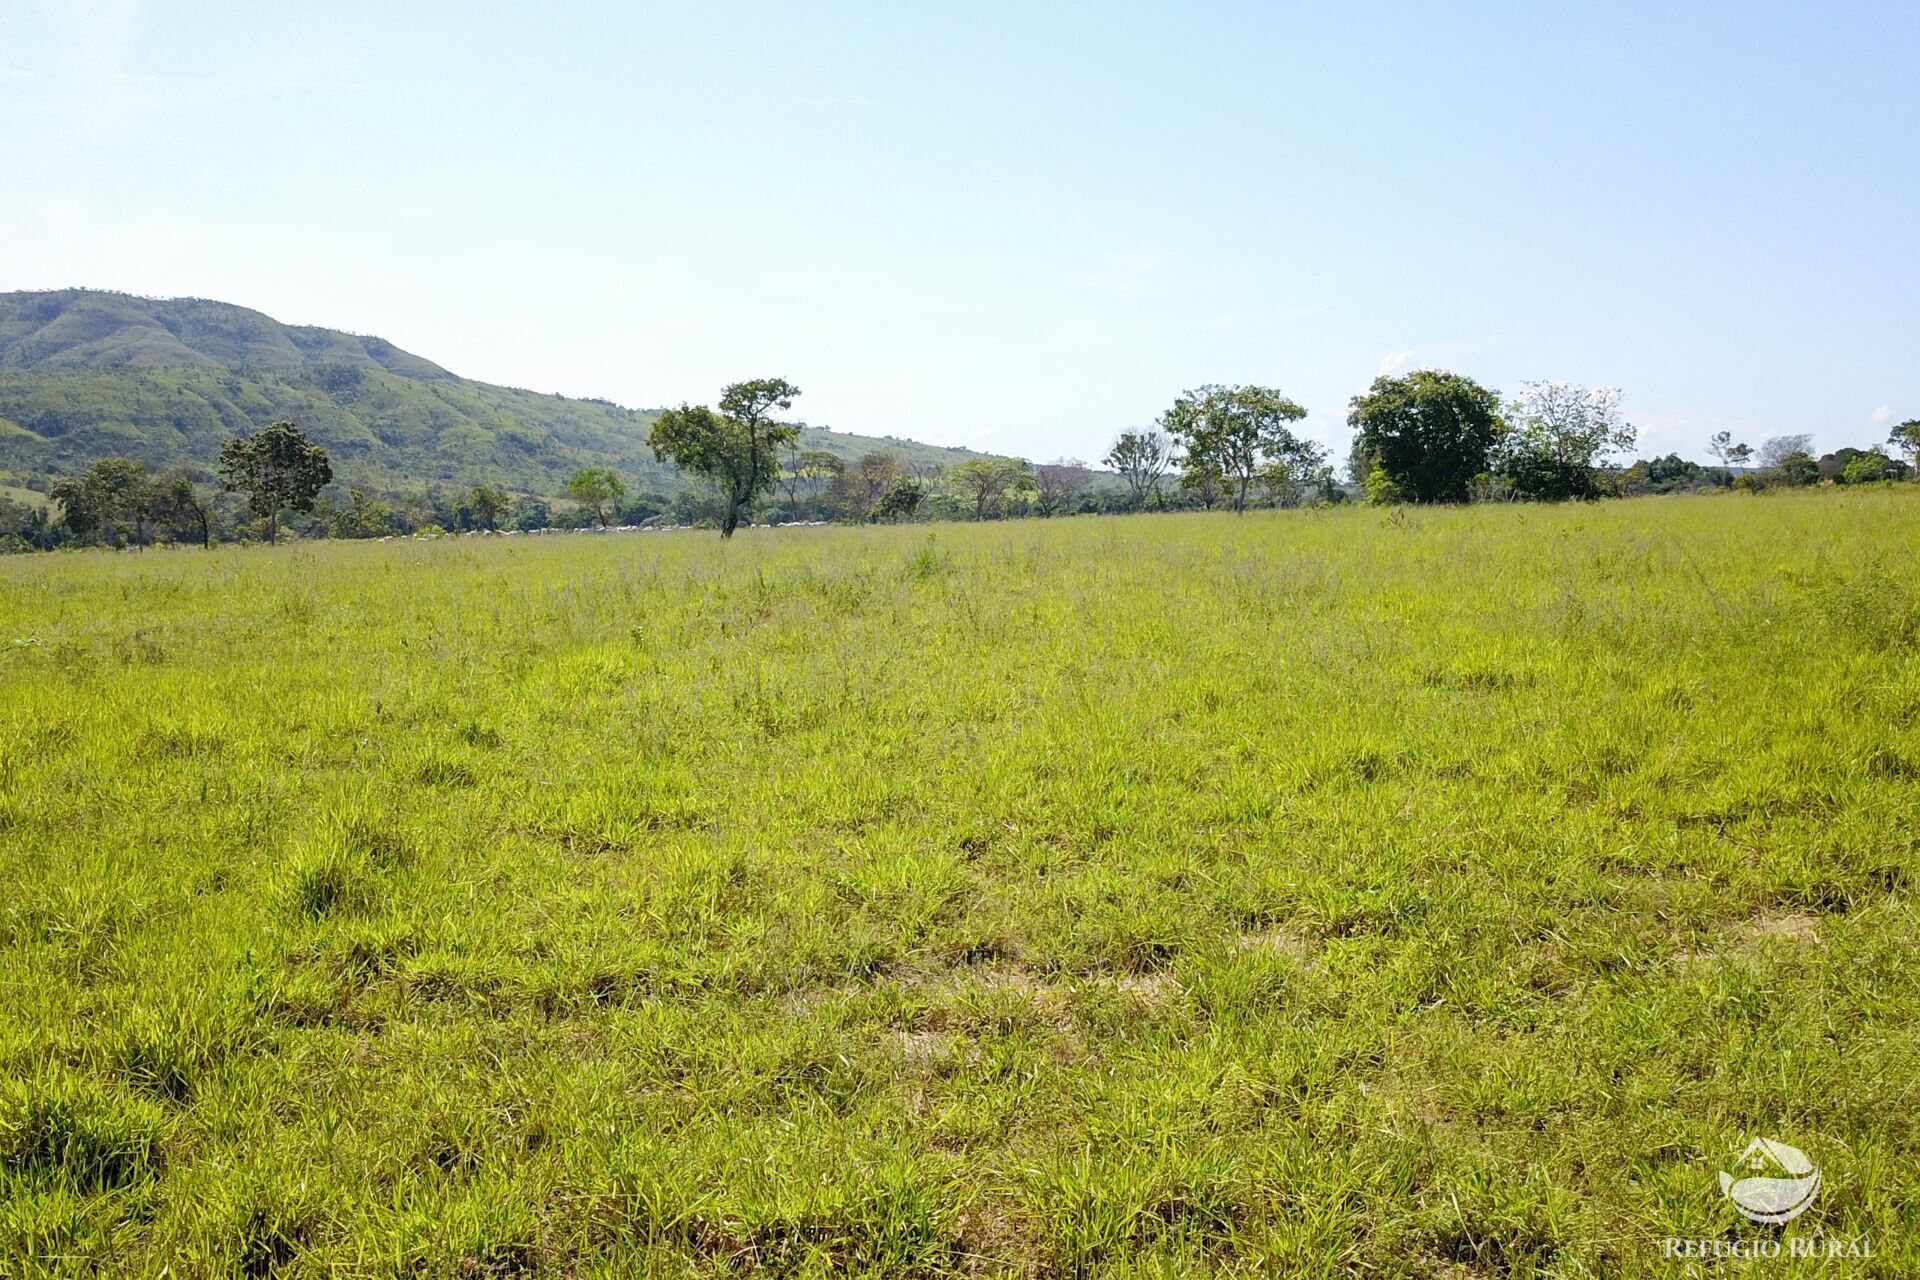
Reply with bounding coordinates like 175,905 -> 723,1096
1719,1138 -> 1820,1225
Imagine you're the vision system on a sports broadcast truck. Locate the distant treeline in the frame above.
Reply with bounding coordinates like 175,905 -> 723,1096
5,371 -> 1915,552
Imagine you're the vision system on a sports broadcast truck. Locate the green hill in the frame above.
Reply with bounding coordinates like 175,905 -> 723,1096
0,289 -> 1004,497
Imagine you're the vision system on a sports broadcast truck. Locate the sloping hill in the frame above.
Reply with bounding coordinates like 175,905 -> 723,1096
0,290 -> 1002,496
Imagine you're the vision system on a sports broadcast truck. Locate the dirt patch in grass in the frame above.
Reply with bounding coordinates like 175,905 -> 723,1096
1739,911 -> 1821,947
1237,924 -> 1319,966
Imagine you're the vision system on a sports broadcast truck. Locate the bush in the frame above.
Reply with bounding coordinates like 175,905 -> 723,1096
1841,452 -> 1894,484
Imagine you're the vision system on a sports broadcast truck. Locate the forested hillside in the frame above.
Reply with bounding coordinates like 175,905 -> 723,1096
0,290 -> 1001,496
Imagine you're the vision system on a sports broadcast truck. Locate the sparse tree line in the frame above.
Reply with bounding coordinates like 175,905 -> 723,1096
7,375 -> 1916,552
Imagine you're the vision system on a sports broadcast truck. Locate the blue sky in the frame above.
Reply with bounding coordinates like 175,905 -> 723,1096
4,0 -> 1916,465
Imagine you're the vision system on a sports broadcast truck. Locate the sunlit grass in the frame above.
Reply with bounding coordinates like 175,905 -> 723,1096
2,490 -> 1916,1276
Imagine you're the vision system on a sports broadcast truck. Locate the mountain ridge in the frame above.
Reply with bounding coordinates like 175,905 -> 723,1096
0,289 -> 1005,497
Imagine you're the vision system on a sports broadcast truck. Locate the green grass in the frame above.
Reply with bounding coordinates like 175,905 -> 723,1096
1,491 -> 1916,1276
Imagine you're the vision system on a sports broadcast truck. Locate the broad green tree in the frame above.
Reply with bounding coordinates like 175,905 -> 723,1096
467,484 -> 509,532
1161,384 -> 1310,514
1348,370 -> 1502,504
218,420 -> 332,544
1181,460 -> 1226,509
649,378 -> 800,537
565,468 -> 624,528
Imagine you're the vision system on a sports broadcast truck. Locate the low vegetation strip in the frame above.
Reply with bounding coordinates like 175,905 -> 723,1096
1,491 -> 1915,1275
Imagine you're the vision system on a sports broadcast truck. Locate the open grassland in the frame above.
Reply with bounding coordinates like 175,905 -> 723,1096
2,492 -> 1917,1277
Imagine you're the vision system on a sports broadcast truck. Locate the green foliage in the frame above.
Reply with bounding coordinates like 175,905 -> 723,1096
511,496 -> 551,532
1349,369 -> 1503,503
563,467 -> 624,528
1362,463 -> 1404,505
51,458 -> 153,544
218,420 -> 331,543
1771,452 -> 1821,487
1104,428 -> 1172,508
1161,384 -> 1313,513
1891,419 -> 1920,467
872,475 -> 926,522
1707,429 -> 1753,472
650,379 -> 801,538
466,484 -> 508,532
1494,382 -> 1637,501
1840,450 -> 1895,484
1619,453 -> 1712,496
328,487 -> 394,539
947,456 -> 1033,520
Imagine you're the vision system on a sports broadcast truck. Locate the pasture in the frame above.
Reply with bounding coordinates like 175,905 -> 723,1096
2,492 -> 1916,1276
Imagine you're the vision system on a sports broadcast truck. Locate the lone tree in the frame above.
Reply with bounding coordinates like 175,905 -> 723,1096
1161,385 -> 1310,514
218,421 -> 331,544
1706,429 -> 1753,475
1105,428 -> 1172,508
649,378 -> 800,537
565,468 -> 624,528
1348,370 -> 1502,504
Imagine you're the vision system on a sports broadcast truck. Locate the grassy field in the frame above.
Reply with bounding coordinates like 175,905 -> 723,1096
2,491 -> 1916,1277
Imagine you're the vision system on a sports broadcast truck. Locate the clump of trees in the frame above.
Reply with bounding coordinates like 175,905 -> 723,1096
14,383 -> 1916,556
51,459 -> 213,548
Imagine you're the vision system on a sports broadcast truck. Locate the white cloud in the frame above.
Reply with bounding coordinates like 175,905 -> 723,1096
1377,348 -> 1416,376
1870,403 -> 1892,425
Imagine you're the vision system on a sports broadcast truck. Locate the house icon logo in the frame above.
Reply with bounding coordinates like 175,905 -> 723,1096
1719,1138 -> 1820,1224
